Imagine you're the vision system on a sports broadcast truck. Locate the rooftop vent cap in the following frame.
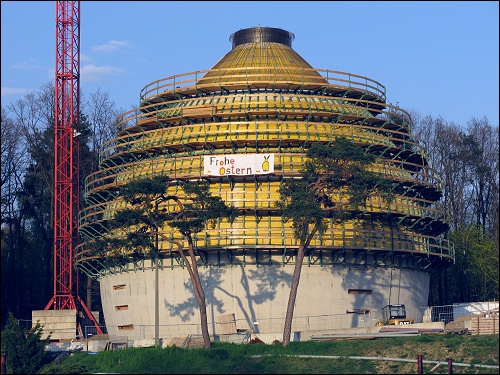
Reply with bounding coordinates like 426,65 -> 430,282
230,26 -> 295,49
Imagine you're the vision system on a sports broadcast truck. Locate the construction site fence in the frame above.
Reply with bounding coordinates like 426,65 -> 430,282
81,301 -> 498,340
83,312 -> 375,340
405,301 -> 499,325
16,301 -> 497,339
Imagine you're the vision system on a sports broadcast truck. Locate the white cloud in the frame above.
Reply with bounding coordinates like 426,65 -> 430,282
10,59 -> 44,70
1,86 -> 29,97
92,40 -> 131,53
81,64 -> 124,82
80,53 -> 93,63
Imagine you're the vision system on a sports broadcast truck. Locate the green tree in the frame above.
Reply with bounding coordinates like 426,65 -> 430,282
450,224 -> 499,302
276,138 -> 393,346
1,312 -> 51,374
89,176 -> 236,349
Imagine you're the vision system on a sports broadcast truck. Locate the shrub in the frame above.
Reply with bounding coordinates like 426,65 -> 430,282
1,312 -> 51,374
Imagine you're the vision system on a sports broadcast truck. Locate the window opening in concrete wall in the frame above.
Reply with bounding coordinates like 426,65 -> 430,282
348,289 -> 372,294
346,309 -> 370,314
118,324 -> 134,330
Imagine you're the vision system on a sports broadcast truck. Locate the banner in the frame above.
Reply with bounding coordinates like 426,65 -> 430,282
203,154 -> 274,176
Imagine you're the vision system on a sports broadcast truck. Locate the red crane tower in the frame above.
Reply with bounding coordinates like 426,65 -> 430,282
44,0 -> 102,337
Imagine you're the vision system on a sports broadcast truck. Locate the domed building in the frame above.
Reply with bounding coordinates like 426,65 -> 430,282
76,26 -> 454,341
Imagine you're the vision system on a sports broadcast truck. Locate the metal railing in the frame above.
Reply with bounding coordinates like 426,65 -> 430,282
406,301 -> 499,325
69,301 -> 500,340
87,312 -> 375,340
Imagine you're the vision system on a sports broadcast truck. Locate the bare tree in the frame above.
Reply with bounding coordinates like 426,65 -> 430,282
1,107 -> 28,324
7,82 -> 55,194
1,81 -> 122,322
80,88 -> 121,171
2,84 -> 56,321
1,107 -> 25,224
413,112 -> 499,304
465,117 -> 499,236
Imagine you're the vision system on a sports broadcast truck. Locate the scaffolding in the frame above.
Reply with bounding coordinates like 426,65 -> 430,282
75,27 -> 453,279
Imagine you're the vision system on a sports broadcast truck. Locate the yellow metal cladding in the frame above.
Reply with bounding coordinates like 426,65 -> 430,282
76,26 -> 453,275
197,41 -> 327,86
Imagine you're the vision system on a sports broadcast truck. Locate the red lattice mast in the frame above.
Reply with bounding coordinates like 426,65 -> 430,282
45,1 -> 102,336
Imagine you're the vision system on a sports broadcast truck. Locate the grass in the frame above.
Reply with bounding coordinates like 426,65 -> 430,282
38,333 -> 499,374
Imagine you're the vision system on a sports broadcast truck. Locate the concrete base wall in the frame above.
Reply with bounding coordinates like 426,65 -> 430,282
31,309 -> 101,341
32,310 -> 77,340
99,262 -> 430,341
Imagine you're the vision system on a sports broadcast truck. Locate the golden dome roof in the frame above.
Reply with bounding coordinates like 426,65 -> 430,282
196,26 -> 327,89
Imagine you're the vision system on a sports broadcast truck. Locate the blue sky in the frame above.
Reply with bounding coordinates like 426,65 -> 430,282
2,1 -> 499,127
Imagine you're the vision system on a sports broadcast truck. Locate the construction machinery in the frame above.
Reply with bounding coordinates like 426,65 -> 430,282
376,304 -> 414,326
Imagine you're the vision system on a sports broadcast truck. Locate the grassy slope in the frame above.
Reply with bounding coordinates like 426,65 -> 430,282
39,333 -> 499,374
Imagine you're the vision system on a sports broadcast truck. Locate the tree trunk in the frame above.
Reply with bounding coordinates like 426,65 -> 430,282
282,243 -> 306,346
186,236 -> 211,349
176,236 -> 211,349
195,288 -> 211,349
